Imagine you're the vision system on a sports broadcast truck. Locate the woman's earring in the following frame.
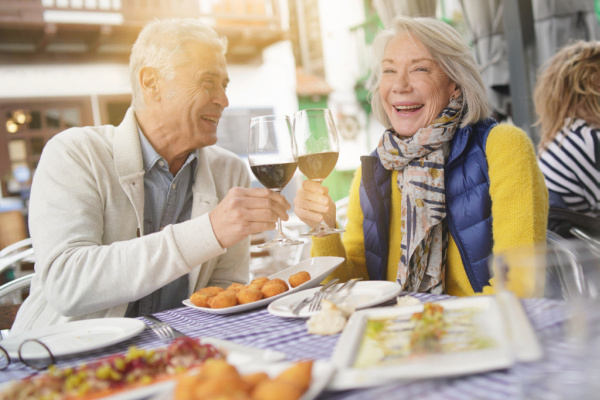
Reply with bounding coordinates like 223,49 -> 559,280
450,96 -> 454,101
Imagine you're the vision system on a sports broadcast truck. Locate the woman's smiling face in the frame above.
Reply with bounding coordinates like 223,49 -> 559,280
379,32 -> 460,137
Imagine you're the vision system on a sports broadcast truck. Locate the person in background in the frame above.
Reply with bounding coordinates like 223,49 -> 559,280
11,18 -> 290,334
294,16 -> 548,296
535,41 -> 600,224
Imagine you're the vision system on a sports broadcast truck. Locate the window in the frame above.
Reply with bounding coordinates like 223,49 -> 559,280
0,99 -> 93,197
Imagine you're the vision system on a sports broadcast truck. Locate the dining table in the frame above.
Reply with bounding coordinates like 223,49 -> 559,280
0,292 -> 582,400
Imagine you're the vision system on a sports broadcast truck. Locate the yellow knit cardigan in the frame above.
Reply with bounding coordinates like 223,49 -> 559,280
311,123 -> 549,296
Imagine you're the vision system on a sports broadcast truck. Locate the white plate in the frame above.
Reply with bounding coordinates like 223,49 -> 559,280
267,280 -> 402,318
0,318 -> 145,358
201,337 -> 286,365
182,256 -> 344,315
328,296 -> 515,390
146,360 -> 335,400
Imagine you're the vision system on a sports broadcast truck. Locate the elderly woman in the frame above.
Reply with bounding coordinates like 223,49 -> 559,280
535,41 -> 600,218
294,16 -> 548,296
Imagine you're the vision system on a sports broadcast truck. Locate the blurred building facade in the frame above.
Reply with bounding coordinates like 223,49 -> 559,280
0,0 -> 294,200
4,0 -> 596,206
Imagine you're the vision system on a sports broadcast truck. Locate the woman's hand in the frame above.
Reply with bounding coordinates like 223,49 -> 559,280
294,179 -> 337,229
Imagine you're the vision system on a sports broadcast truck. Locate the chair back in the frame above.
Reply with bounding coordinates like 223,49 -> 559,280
0,273 -> 33,338
0,238 -> 35,338
0,238 -> 35,279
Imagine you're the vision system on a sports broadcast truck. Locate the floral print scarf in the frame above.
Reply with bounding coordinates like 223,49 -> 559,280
376,96 -> 463,294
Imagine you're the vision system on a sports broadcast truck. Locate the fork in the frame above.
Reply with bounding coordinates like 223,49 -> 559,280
308,279 -> 347,312
310,277 -> 362,313
291,278 -> 339,315
148,322 -> 176,343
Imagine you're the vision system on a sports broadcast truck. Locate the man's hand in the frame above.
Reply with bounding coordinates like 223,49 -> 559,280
293,179 -> 336,229
209,187 -> 291,248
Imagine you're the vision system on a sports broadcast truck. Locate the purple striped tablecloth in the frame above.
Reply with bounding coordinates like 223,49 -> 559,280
0,293 -> 581,399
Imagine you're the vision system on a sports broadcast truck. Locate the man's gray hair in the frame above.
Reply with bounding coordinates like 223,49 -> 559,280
369,16 -> 491,128
129,18 -> 228,111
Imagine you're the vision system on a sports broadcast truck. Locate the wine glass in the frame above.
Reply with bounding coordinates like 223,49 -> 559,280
248,115 -> 303,248
293,108 -> 345,237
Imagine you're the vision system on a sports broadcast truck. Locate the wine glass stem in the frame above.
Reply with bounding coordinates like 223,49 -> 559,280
271,189 -> 285,238
311,180 -> 330,229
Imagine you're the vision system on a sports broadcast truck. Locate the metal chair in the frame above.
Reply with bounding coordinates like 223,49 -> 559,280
0,273 -> 34,339
0,238 -> 34,277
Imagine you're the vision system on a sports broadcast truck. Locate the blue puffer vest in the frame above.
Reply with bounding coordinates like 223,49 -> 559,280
359,118 -> 497,292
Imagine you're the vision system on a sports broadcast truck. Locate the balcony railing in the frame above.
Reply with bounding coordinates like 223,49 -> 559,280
0,0 -> 286,63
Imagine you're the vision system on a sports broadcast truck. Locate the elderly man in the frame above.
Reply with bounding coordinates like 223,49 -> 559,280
11,18 -> 290,334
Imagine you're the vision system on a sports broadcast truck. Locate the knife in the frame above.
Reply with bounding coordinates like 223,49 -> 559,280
143,314 -> 186,338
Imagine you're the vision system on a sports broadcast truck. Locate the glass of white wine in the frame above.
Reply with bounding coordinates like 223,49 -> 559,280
293,108 -> 345,237
248,115 -> 303,248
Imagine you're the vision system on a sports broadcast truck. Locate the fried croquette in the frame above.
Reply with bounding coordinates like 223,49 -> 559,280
275,360 -> 313,393
252,276 -> 270,285
200,359 -> 240,377
198,286 -> 225,297
207,291 -> 237,308
269,278 -> 289,290
174,373 -> 199,400
245,283 -> 263,291
252,379 -> 303,400
260,282 -> 287,298
227,282 -> 245,292
236,288 -> 263,304
179,360 -> 249,400
288,271 -> 311,288
192,376 -> 250,400
189,292 -> 210,308
174,360 -> 312,400
242,372 -> 269,391
250,276 -> 270,289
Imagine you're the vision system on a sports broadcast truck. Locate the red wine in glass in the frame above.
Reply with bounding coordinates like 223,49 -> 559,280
248,115 -> 303,248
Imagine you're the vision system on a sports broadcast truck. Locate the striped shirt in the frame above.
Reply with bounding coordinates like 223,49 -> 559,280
538,118 -> 600,216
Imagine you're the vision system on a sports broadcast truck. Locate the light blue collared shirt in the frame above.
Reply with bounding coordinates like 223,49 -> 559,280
125,128 -> 198,317
138,130 -> 198,234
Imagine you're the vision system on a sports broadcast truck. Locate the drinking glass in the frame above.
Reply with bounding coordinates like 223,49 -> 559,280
293,108 -> 345,237
490,238 -> 600,399
248,115 -> 303,248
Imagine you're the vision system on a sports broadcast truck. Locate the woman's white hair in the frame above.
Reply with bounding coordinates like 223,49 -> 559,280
129,18 -> 228,111
369,16 -> 491,128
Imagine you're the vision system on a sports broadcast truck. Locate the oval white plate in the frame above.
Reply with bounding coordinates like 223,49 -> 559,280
182,256 -> 344,315
1,318 -> 145,358
267,280 -> 402,318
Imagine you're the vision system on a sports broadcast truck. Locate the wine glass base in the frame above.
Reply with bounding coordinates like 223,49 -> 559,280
258,237 -> 304,248
300,227 -> 345,238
